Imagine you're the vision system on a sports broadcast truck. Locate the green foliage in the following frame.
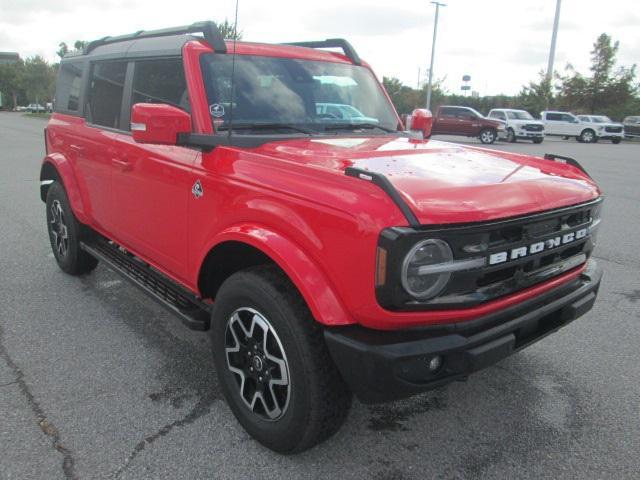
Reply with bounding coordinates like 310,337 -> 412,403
218,19 -> 243,40
23,56 -> 56,104
0,59 -> 25,109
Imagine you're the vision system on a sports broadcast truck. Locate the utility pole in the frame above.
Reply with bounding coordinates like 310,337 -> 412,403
425,1 -> 446,110
546,0 -> 561,82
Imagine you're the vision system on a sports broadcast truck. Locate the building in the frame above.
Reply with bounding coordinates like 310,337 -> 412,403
0,52 -> 20,65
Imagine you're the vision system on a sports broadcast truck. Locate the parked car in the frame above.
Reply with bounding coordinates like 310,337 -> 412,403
316,102 -> 378,123
26,103 -> 46,113
541,110 -> 603,143
577,115 -> 623,144
623,116 -> 640,139
431,106 -> 505,144
15,105 -> 27,112
487,108 -> 544,143
41,21 -> 603,454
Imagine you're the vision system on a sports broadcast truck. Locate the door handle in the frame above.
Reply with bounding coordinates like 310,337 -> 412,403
69,144 -> 85,152
111,158 -> 132,172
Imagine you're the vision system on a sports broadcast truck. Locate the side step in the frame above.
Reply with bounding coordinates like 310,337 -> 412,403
80,239 -> 211,331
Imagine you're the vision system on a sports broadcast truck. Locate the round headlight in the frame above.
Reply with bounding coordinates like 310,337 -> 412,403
401,239 -> 453,299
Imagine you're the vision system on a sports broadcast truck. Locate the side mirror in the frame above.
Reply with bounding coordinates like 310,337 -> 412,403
131,103 -> 192,145
408,108 -> 433,139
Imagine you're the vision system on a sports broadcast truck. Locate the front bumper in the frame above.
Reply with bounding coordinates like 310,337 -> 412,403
325,261 -> 602,404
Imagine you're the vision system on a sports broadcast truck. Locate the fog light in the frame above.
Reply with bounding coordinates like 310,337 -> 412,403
428,355 -> 443,372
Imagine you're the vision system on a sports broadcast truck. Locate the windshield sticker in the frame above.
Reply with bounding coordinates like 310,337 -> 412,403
210,104 -> 225,117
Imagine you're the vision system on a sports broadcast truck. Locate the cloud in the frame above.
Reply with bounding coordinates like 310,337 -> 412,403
302,5 -> 428,36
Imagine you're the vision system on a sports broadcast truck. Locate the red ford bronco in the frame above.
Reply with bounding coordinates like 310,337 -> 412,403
41,21 -> 603,453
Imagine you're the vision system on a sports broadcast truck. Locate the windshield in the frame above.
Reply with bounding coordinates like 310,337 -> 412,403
592,116 -> 611,123
506,110 -> 534,120
200,54 -> 399,133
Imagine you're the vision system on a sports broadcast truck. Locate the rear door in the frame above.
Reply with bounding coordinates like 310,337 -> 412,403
77,60 -> 130,231
543,112 -> 564,135
108,57 -> 197,280
434,107 -> 459,134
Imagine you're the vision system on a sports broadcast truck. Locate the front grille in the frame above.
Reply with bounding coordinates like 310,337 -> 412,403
524,124 -> 544,131
377,199 -> 602,311
605,126 -> 622,133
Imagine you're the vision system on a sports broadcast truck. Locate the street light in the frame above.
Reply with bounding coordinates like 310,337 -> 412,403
546,0 -> 562,82
425,1 -> 446,110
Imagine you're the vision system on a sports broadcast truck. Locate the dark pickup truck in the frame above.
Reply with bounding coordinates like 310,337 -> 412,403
431,105 -> 504,144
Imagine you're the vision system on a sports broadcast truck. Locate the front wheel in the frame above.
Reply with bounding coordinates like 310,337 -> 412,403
210,266 -> 352,453
506,128 -> 516,143
579,129 -> 596,143
532,137 -> 544,144
46,182 -> 98,275
479,128 -> 497,144
612,137 -> 621,144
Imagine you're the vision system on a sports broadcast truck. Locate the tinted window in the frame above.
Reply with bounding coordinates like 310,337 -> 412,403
132,58 -> 189,112
55,62 -> 83,113
546,113 -> 562,121
87,61 -> 128,129
457,109 -> 476,119
440,107 -> 459,117
561,114 -> 575,122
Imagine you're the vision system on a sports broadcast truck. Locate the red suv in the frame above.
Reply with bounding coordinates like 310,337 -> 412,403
41,21 -> 603,453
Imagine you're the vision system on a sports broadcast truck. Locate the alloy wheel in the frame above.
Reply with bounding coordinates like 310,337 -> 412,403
224,307 -> 291,421
49,200 -> 69,257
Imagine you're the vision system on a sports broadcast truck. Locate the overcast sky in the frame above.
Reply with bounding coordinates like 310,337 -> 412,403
1,0 -> 638,95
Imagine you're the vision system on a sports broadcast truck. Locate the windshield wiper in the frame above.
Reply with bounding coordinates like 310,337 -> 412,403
217,123 -> 316,135
323,123 -> 398,133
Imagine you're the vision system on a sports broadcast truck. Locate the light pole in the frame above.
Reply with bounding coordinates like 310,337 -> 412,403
546,0 -> 562,82
425,1 -> 446,110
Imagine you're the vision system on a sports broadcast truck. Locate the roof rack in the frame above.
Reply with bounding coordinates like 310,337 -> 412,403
283,39 -> 361,65
83,21 -> 227,55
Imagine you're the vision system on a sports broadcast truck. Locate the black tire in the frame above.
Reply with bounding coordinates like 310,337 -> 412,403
579,129 -> 596,143
562,136 -> 570,140
210,265 -> 352,454
479,128 -> 497,144
532,137 -> 544,144
506,128 -> 516,143
46,182 -> 98,275
612,137 -> 621,144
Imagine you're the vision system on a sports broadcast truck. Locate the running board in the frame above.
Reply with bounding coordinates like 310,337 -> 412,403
80,239 -> 211,331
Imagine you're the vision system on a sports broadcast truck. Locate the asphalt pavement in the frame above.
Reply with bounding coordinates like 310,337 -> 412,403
0,112 -> 638,479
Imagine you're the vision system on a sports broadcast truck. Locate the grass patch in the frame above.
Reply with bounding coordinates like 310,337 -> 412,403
23,112 -> 51,119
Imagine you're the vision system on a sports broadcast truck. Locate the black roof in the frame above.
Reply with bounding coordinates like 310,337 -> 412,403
63,34 -> 196,62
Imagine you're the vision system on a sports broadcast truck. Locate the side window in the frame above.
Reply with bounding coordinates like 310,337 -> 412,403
87,61 -> 128,129
562,114 -> 576,122
457,109 -> 475,119
440,107 -> 458,117
132,58 -> 189,112
494,111 -> 506,120
546,113 -> 561,121
55,62 -> 83,113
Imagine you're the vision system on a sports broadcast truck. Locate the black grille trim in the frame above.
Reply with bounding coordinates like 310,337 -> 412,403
376,198 -> 602,311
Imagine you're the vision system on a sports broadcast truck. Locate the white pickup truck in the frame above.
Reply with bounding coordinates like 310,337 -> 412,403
577,115 -> 624,144
540,111 -> 603,143
487,108 -> 544,143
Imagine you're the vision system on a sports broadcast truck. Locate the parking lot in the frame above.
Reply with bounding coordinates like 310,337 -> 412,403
0,111 -> 638,479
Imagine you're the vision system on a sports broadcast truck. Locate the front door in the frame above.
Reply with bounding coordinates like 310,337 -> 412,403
108,58 -> 196,280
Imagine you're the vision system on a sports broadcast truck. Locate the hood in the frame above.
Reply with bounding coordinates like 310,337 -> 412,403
256,136 -> 600,224
509,119 -> 544,125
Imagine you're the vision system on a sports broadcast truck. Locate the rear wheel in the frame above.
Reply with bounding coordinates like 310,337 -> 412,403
46,182 -> 98,275
210,266 -> 352,453
479,128 -> 497,144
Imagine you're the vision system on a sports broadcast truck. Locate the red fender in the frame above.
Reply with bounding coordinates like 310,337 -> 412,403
41,153 -> 90,224
197,224 -> 353,326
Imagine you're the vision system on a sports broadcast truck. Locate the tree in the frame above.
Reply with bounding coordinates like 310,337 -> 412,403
23,56 -> 56,105
517,71 -> 553,117
57,42 -> 69,59
217,19 -> 243,40
0,60 -> 24,109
